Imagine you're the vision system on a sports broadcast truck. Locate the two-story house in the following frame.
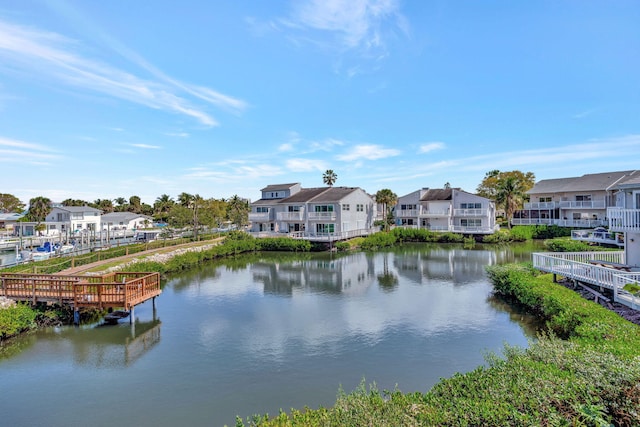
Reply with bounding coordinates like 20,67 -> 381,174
395,188 -> 497,234
101,212 -> 154,231
249,183 -> 377,240
15,205 -> 102,237
513,170 -> 638,228
608,173 -> 640,267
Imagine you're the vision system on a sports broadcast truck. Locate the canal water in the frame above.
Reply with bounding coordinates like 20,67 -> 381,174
0,243 -> 541,427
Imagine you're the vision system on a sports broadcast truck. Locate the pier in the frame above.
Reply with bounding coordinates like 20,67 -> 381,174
533,251 -> 640,310
0,271 -> 161,323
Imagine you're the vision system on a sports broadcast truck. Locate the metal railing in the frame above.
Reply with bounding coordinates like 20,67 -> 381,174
608,208 -> 640,232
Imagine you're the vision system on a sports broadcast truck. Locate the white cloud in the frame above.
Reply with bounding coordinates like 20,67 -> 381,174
309,137 -> 345,152
131,143 -> 161,150
0,19 -> 248,126
288,0 -> 407,51
279,143 -> 295,152
336,144 -> 401,161
0,136 -> 61,164
286,158 -> 328,172
166,132 -> 190,138
418,142 -> 445,154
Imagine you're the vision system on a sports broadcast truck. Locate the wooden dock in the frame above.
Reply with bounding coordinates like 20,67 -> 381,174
0,272 -> 161,314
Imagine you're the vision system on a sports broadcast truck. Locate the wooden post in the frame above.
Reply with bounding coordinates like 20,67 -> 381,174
129,305 -> 134,324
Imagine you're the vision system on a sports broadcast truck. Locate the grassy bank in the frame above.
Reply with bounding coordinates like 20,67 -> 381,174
235,264 -> 640,426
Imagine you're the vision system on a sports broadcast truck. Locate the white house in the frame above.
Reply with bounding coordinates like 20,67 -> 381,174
249,183 -> 378,241
101,212 -> 154,231
15,205 -> 102,237
395,188 -> 497,234
608,173 -> 640,267
513,170 -> 638,228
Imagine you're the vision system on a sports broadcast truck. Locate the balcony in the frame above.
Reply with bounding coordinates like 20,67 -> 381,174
248,212 -> 271,221
453,208 -> 488,217
277,211 -> 304,221
420,210 -> 450,217
395,209 -> 420,218
307,212 -> 337,221
608,208 -> 640,233
558,200 -> 606,209
523,202 -> 558,209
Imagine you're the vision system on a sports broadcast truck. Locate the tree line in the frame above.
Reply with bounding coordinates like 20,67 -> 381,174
1,168 -> 535,233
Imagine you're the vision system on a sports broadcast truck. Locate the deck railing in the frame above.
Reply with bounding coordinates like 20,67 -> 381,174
532,251 -> 640,309
608,208 -> 640,232
0,272 -> 160,310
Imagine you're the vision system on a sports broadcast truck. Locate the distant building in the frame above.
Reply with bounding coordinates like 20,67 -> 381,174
395,188 -> 497,234
101,212 -> 153,231
249,183 -> 378,241
15,205 -> 102,236
513,170 -> 638,228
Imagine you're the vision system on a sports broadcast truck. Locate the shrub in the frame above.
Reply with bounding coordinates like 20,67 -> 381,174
0,304 -> 37,340
543,238 -> 599,252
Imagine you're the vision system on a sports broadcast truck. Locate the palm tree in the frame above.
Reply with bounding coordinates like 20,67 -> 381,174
177,192 -> 194,207
227,195 -> 249,229
114,197 -> 128,212
154,194 -> 174,222
375,189 -> 397,231
496,176 -> 528,228
27,196 -> 52,234
93,199 -> 114,213
129,195 -> 142,213
323,170 -> 337,187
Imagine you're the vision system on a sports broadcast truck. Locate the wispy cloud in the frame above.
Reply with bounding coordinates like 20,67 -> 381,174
0,136 -> 61,164
286,158 -> 328,172
418,142 -> 445,154
309,137 -> 344,152
0,19 -> 246,126
336,144 -> 401,161
131,143 -> 161,150
572,108 -> 598,119
166,132 -> 190,138
286,0 -> 408,53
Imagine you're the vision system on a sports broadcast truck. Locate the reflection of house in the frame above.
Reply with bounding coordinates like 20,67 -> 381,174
513,170 -> 638,228
251,253 -> 376,294
101,212 -> 153,231
608,173 -> 640,267
16,205 -> 102,236
249,183 -> 377,241
395,188 -> 497,234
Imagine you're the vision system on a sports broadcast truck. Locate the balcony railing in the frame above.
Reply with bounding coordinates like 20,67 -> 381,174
395,209 -> 420,218
276,211 -> 304,221
558,200 -> 606,209
523,202 -> 558,209
307,212 -> 337,220
248,212 -> 271,221
511,218 -> 608,228
453,208 -> 488,217
420,210 -> 450,217
608,208 -> 640,232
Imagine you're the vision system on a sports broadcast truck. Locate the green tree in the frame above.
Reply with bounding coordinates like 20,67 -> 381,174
323,170 -> 338,186
129,195 -> 142,213
154,194 -> 174,221
227,195 -> 249,230
476,170 -> 535,227
61,198 -> 89,207
93,199 -> 114,213
114,197 -> 128,212
0,193 -> 25,213
27,196 -> 52,227
375,189 -> 397,231
177,192 -> 193,207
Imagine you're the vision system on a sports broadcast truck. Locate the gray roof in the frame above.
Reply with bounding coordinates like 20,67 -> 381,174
57,205 -> 102,213
309,187 -> 359,203
260,183 -> 299,192
0,212 -> 23,221
528,170 -> 637,194
419,188 -> 458,201
616,171 -> 640,188
279,187 -> 331,203
101,212 -> 152,222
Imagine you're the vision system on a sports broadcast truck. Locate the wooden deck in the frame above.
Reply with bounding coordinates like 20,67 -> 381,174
0,271 -> 161,311
532,252 -> 640,310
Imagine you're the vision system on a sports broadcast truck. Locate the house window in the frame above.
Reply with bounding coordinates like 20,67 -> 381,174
461,219 -> 481,227
314,205 -> 334,212
256,207 -> 269,213
356,204 -> 364,212
460,203 -> 481,209
400,204 -> 416,210
288,206 -> 300,212
539,197 -> 552,202
575,195 -> 591,201
316,223 -> 335,233
342,204 -> 350,211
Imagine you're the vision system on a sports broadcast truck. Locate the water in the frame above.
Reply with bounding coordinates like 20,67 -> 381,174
0,243 -> 541,427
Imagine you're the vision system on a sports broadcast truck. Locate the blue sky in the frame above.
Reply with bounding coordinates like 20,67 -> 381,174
1,0 -> 639,206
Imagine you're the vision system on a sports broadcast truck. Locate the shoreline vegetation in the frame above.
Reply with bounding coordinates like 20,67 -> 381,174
3,226 -> 637,425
